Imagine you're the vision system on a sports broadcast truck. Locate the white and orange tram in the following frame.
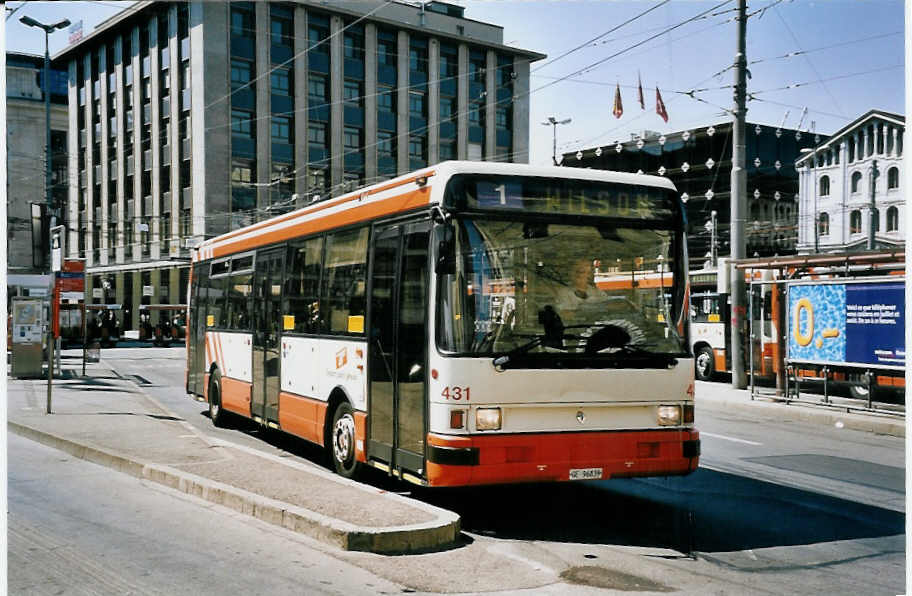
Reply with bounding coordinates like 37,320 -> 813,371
186,161 -> 700,487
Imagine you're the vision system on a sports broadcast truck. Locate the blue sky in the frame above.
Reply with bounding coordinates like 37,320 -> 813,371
6,0 -> 904,166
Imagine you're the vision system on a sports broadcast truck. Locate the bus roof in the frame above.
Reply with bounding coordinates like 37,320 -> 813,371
195,161 -> 678,262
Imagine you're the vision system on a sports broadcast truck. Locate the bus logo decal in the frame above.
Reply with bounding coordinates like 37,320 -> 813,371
335,348 -> 347,369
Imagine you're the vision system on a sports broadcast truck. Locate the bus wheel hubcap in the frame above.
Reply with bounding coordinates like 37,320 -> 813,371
697,353 -> 709,373
334,414 -> 355,465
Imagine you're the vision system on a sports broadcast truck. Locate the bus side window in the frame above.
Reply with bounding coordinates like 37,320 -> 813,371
285,236 -> 324,333
321,227 -> 368,334
228,272 -> 252,330
210,276 -> 229,328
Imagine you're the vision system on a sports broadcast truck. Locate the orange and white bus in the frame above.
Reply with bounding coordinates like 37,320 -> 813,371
186,161 -> 699,487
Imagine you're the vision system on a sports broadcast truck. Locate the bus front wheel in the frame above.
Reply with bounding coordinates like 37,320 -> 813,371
695,346 -> 715,381
208,371 -> 229,427
330,402 -> 362,480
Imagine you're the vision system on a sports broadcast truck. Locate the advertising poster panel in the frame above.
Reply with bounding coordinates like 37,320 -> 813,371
787,281 -> 904,369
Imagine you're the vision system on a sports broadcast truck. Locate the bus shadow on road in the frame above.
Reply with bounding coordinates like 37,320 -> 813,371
415,467 -> 904,554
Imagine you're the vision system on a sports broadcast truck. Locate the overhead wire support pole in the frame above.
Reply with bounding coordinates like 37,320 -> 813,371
729,0 -> 748,390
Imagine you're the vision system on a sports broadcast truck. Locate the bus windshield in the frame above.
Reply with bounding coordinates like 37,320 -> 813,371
437,217 -> 688,360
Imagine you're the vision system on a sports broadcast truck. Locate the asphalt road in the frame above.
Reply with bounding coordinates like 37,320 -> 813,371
18,346 -> 904,595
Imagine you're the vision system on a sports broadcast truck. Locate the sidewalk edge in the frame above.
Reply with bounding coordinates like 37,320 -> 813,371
8,421 -> 460,554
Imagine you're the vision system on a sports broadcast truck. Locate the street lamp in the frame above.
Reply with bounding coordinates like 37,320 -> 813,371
20,15 -> 71,244
542,116 -> 571,166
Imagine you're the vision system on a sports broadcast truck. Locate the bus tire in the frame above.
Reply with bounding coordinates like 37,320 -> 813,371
849,383 -> 870,400
208,371 -> 229,427
330,402 -> 361,480
695,346 -> 715,381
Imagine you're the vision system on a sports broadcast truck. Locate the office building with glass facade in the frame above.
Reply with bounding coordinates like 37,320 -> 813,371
56,1 -> 543,330
563,122 -> 828,269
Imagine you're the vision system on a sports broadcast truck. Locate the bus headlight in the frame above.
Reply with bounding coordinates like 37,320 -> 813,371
475,407 -> 502,431
657,405 -> 682,426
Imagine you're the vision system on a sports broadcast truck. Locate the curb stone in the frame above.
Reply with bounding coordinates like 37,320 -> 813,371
8,421 -> 460,554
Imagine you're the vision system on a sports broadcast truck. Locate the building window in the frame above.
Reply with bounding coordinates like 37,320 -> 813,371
851,171 -> 862,194
343,126 -> 361,152
887,166 -> 899,189
308,168 -> 327,196
230,59 -> 252,88
377,131 -> 395,158
343,80 -> 362,106
818,212 -> 829,236
850,210 -> 862,234
377,86 -> 395,112
308,22 -> 329,50
439,97 -> 455,122
887,206 -> 899,232
343,31 -> 364,60
468,102 -> 483,126
469,57 -> 485,82
818,175 -> 829,196
270,67 -> 291,95
271,16 -> 293,46
495,106 -> 511,129
408,136 -> 426,161
377,38 -> 396,66
230,7 -> 254,39
439,52 -> 457,79
439,141 -> 456,161
409,48 -> 426,73
308,74 -> 328,103
308,122 -> 326,147
409,91 -> 426,118
231,160 -> 252,184
271,116 -> 292,144
231,109 -> 253,138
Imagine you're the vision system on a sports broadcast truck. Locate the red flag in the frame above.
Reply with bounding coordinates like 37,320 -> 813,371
637,72 -> 645,110
655,86 -> 668,123
612,83 -> 623,119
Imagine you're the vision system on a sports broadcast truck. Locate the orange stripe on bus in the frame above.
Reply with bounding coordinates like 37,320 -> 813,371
277,392 -> 328,446
211,187 -> 432,259
205,171 -> 436,247
354,411 -> 367,463
221,377 -> 251,416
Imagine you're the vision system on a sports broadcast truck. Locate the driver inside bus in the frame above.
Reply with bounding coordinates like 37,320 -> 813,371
551,258 -> 603,325
549,257 -> 648,346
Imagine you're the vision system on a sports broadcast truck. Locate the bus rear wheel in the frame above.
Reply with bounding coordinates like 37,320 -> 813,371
330,402 -> 362,480
695,346 -> 715,381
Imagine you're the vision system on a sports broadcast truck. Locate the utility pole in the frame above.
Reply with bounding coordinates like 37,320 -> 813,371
729,0 -> 748,390
868,159 -> 878,250
542,116 -> 571,166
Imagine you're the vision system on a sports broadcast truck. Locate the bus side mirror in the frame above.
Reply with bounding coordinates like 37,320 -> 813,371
434,222 -> 456,275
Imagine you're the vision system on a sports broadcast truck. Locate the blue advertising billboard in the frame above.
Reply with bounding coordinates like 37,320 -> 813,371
787,280 -> 904,369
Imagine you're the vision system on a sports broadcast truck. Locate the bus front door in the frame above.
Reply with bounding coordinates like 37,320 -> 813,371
368,221 -> 431,478
251,249 -> 285,424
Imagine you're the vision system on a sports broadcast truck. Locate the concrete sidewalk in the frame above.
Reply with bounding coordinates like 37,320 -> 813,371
695,380 -> 905,438
6,360 -> 459,554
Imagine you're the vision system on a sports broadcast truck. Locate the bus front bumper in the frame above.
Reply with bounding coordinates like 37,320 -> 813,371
426,429 -> 700,487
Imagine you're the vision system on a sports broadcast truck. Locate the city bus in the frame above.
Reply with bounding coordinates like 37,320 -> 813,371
689,264 -> 779,381
186,161 -> 699,487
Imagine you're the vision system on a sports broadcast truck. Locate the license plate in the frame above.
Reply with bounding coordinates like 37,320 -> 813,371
569,467 -> 603,480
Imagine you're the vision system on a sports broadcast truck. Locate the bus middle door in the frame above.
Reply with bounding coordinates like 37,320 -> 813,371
251,248 -> 285,425
367,221 -> 431,479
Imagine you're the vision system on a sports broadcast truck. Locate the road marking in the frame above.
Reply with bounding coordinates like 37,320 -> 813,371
701,432 -> 762,446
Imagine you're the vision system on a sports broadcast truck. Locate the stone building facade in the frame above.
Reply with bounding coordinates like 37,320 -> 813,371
795,110 -> 904,252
